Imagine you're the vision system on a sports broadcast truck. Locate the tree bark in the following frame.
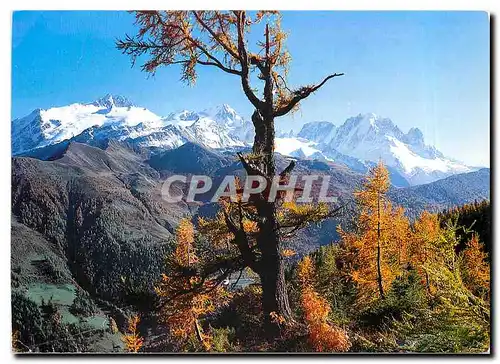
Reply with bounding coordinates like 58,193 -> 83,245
251,110 -> 293,331
376,191 -> 385,299
258,201 -> 293,332
248,25 -> 293,333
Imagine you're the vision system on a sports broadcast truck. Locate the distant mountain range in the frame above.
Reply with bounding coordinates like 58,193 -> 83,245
12,94 -> 480,186
11,139 -> 490,301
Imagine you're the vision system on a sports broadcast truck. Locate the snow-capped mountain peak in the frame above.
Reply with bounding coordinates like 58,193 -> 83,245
339,113 -> 404,140
198,104 -> 254,142
12,95 -> 162,154
165,110 -> 201,127
322,113 -> 470,184
405,127 -> 424,146
186,117 -> 244,149
12,96 -> 473,186
277,112 -> 472,185
199,104 -> 245,127
90,94 -> 135,109
297,121 -> 337,144
12,97 -> 253,155
165,104 -> 252,140
215,103 -> 240,121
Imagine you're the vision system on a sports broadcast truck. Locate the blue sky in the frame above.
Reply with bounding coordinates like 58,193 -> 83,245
12,11 -> 490,166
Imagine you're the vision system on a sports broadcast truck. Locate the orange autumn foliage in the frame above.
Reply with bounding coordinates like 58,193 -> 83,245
339,162 -> 409,303
297,256 -> 351,352
174,218 -> 197,266
156,273 -> 229,345
408,211 -> 490,300
122,315 -> 144,353
281,249 -> 296,258
462,234 -> 490,298
155,218 -> 231,349
409,211 -> 442,292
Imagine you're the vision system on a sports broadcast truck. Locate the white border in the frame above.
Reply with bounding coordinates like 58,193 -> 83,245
1,1 -> 496,363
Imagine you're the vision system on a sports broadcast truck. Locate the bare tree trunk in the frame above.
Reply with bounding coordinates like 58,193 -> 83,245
376,192 -> 385,299
258,201 -> 293,329
249,24 -> 293,333
424,248 -> 431,294
251,110 -> 292,331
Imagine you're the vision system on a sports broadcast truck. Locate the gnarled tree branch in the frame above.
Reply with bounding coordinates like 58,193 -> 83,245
273,73 -> 344,117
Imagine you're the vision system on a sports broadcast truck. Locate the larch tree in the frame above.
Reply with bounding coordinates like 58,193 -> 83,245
155,218 -> 231,349
461,234 -> 489,299
338,161 -> 407,302
118,11 -> 344,330
122,315 -> 144,353
409,211 -> 441,293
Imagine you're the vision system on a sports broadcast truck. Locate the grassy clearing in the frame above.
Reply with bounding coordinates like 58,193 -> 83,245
26,283 -> 76,306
